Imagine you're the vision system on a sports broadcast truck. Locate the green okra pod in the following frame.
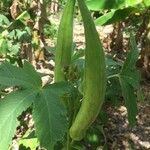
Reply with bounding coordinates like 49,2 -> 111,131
70,0 -> 106,140
54,0 -> 75,82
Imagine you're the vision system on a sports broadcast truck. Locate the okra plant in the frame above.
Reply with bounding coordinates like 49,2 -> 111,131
0,0 -> 140,149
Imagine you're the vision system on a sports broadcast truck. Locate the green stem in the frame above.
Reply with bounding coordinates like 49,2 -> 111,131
67,130 -> 70,150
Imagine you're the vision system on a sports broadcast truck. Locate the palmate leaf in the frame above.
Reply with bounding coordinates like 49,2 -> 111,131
33,82 -> 72,150
119,34 -> 140,126
0,89 -> 38,150
0,61 -> 42,89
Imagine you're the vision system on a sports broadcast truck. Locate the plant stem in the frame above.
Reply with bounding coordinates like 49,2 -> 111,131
67,130 -> 70,150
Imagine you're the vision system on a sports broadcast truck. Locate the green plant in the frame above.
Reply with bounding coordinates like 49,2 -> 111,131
0,12 -> 32,64
0,61 -> 75,150
44,23 -> 57,38
0,0 -> 142,149
107,33 -> 140,126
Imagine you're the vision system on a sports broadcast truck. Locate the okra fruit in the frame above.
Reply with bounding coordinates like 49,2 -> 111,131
69,0 -> 106,140
54,0 -> 75,82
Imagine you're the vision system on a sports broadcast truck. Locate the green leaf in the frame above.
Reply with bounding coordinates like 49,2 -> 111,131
9,43 -> 20,55
143,0 -> 150,6
125,0 -> 143,7
106,55 -> 122,77
0,0 -> 11,7
7,30 -> 15,39
45,46 -> 56,55
0,38 -> 8,54
119,78 -> 138,126
106,78 -> 122,105
95,7 -> 138,26
86,0 -> 142,11
86,0 -> 125,10
120,34 -> 140,88
16,11 -> 31,25
0,89 -> 38,150
15,29 -> 31,42
8,20 -> 25,31
119,33 -> 140,126
0,14 -> 10,26
33,82 -> 72,149
71,49 -> 85,62
18,132 -> 39,150
0,62 -> 42,88
86,0 -> 143,10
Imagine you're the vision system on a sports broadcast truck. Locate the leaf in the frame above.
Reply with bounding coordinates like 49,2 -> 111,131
106,55 -> 122,77
86,0 -> 125,10
7,20 -> 25,31
119,79 -> 138,126
0,89 -> 38,150
86,0 -> 143,10
33,82 -> 72,149
0,0 -> 12,8
120,34 -> 140,88
9,43 -> 20,55
7,30 -> 15,39
45,46 -> 56,55
143,0 -> 150,6
137,88 -> 145,102
16,11 -> 31,25
18,129 -> 39,150
0,62 -> 42,88
0,14 -> 10,26
106,78 -> 122,105
125,0 -> 143,7
71,49 -> 85,62
106,56 -> 120,67
0,38 -> 8,54
95,7 -> 138,26
119,33 -> 140,126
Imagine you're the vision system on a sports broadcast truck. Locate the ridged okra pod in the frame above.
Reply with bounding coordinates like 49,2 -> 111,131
54,0 -> 75,82
70,0 -> 106,140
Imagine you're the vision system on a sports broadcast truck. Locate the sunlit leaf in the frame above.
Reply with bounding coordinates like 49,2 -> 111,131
143,0 -> 150,6
86,0 -> 125,10
0,90 -> 38,150
86,0 -> 143,10
0,38 -> 8,54
0,62 -> 42,88
0,14 -> 10,26
33,82 -> 72,149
